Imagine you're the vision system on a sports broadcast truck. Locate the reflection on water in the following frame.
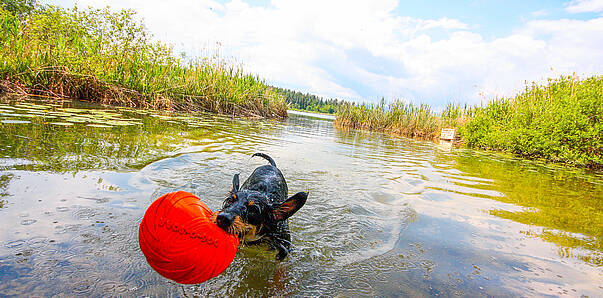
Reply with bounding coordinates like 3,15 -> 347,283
0,97 -> 601,296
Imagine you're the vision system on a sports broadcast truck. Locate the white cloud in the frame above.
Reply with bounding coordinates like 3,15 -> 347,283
52,0 -> 603,108
530,9 -> 549,17
566,0 -> 603,13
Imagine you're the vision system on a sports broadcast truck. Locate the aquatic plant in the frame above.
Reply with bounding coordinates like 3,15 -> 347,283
0,2 -> 287,118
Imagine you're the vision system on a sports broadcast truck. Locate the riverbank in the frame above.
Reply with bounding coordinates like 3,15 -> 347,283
335,75 -> 602,169
0,3 -> 287,118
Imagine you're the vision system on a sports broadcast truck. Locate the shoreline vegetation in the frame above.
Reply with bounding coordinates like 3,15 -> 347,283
335,76 -> 602,169
1,1 -> 601,168
0,1 -> 287,118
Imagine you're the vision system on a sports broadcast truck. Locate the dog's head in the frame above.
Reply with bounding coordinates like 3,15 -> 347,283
213,174 -> 307,241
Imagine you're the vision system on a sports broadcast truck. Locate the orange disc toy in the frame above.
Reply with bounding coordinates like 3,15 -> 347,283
139,191 -> 239,284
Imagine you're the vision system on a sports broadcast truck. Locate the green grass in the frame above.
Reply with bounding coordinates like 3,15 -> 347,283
0,2 -> 287,118
335,76 -> 602,168
461,75 -> 602,168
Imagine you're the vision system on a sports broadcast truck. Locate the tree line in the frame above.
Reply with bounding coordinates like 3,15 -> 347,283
272,86 -> 347,114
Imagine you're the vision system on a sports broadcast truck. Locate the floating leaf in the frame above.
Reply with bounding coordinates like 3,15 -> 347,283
110,121 -> 137,126
26,110 -> 47,115
16,103 -> 50,110
65,117 -> 89,123
1,120 -> 31,124
86,124 -> 113,128
0,113 -> 27,117
48,112 -> 74,117
60,108 -> 87,113
50,122 -> 74,126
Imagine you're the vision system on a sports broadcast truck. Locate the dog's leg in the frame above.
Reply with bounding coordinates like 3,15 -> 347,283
275,241 -> 289,260
268,237 -> 289,260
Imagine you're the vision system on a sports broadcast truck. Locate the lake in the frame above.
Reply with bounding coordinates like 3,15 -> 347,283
0,97 -> 601,296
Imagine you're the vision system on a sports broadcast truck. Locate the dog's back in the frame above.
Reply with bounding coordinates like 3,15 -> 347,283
241,153 -> 288,205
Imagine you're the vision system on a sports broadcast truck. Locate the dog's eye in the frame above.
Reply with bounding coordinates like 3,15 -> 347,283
223,196 -> 236,209
248,204 -> 261,215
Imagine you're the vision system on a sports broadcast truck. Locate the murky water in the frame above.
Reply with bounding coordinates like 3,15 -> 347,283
0,97 -> 601,297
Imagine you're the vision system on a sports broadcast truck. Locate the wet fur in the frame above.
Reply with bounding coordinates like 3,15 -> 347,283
215,153 -> 307,260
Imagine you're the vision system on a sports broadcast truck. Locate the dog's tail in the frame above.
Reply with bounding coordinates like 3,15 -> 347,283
252,153 -> 277,167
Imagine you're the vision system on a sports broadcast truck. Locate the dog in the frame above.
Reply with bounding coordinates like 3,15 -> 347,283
213,153 -> 307,260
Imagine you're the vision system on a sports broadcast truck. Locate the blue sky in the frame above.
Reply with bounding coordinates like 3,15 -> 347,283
50,0 -> 603,108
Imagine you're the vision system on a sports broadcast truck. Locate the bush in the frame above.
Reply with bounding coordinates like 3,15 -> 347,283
460,76 -> 602,168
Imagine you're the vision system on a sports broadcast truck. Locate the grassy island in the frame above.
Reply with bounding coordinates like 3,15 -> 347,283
336,76 -> 602,169
0,1 -> 287,118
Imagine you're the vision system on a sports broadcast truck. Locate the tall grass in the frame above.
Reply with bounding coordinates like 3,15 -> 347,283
335,100 -> 449,139
0,3 -> 287,118
462,75 -> 602,168
335,76 -> 602,168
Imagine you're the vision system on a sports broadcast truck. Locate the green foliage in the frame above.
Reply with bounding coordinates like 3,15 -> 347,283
0,0 -> 36,16
334,76 -> 602,168
273,86 -> 344,114
460,76 -> 602,168
0,3 -> 287,118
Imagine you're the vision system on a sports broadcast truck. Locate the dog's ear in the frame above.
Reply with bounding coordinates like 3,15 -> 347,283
231,173 -> 240,193
272,192 -> 307,221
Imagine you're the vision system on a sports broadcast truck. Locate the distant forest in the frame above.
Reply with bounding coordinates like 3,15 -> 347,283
272,86 -> 346,114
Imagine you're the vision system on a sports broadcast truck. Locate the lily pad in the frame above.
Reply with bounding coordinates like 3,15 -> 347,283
0,113 -> 27,117
16,103 -> 50,110
48,112 -> 74,117
86,124 -> 113,128
65,117 -> 90,123
59,108 -> 87,113
50,122 -> 74,126
26,110 -> 47,115
1,120 -> 31,124
109,121 -> 136,126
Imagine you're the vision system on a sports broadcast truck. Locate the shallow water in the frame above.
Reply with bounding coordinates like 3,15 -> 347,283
0,98 -> 601,297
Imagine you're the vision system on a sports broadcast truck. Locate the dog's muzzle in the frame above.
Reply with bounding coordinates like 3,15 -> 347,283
216,212 -> 234,231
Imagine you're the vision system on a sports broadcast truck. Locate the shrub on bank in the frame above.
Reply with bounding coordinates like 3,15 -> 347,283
334,76 -> 602,168
461,76 -> 602,168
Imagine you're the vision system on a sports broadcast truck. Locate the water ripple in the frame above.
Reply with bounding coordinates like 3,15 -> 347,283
0,106 -> 601,297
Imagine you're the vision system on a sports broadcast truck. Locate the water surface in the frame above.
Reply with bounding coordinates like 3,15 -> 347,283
0,98 -> 601,297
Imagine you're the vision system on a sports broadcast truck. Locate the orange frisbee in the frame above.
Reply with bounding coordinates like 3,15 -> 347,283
139,191 -> 239,284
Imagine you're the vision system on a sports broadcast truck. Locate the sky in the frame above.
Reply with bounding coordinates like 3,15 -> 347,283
48,0 -> 603,108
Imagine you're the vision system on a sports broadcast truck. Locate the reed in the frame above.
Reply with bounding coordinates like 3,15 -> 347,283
335,75 -> 602,168
0,3 -> 287,118
335,100 -> 448,140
